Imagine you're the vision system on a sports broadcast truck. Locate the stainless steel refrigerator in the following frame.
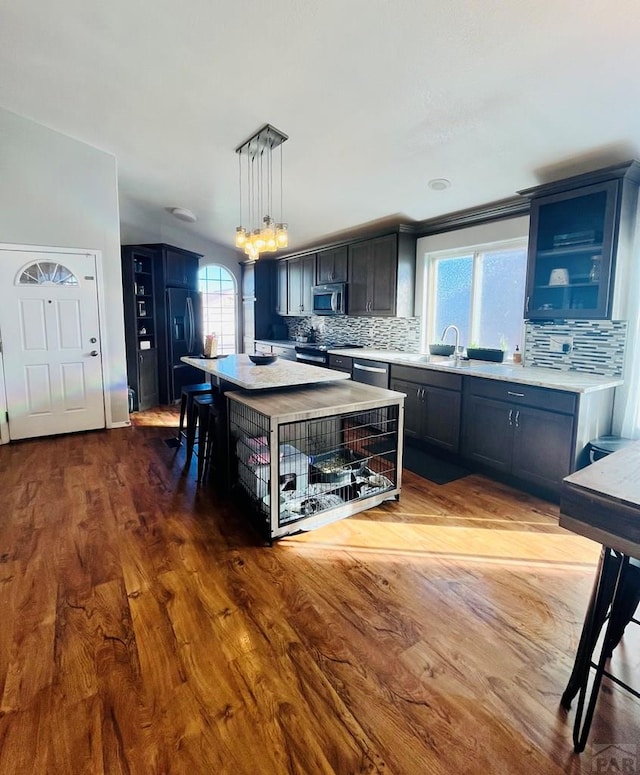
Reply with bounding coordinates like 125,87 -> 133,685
166,287 -> 203,402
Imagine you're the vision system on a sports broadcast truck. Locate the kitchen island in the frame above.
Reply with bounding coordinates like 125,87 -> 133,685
182,356 -> 405,541
181,353 -> 351,390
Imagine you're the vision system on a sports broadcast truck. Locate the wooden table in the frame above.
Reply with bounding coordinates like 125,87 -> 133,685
559,441 -> 640,752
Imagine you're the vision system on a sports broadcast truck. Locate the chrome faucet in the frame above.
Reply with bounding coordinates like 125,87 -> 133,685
440,324 -> 461,364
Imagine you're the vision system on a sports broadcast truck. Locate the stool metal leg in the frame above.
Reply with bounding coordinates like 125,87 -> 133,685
196,404 -> 210,485
185,395 -> 199,464
202,409 -> 219,482
572,555 -> 629,753
561,547 -> 621,709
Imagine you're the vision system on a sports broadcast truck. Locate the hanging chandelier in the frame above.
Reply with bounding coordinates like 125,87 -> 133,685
234,123 -> 289,260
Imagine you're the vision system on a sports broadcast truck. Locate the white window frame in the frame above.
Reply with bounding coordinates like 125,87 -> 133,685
421,237 -> 528,352
199,263 -> 239,355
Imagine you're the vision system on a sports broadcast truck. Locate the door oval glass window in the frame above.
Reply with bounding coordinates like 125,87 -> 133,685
18,261 -> 79,286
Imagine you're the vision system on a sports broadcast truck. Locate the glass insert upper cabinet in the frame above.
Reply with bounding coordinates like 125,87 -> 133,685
520,161 -> 640,320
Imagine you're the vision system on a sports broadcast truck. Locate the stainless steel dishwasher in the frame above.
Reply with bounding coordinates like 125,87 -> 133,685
351,358 -> 390,389
351,358 -> 390,430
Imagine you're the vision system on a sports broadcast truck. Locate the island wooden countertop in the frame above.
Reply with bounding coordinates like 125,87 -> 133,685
560,440 -> 640,558
225,381 -> 406,424
182,354 -> 351,390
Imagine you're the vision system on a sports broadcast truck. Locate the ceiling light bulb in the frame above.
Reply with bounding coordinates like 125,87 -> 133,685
275,223 -> 288,248
170,207 -> 197,222
253,229 -> 265,251
235,227 -> 247,248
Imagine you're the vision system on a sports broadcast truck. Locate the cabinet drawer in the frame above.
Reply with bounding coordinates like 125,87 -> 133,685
391,364 -> 462,391
272,345 -> 296,360
328,354 -> 353,371
464,376 -> 576,414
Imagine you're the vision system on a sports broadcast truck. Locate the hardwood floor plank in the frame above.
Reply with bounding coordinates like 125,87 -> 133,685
0,411 -> 638,773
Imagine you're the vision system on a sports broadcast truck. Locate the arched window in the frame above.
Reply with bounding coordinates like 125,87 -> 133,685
199,264 -> 238,354
18,261 -> 78,286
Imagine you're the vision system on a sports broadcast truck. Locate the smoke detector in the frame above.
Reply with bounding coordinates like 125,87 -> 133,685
428,178 -> 451,191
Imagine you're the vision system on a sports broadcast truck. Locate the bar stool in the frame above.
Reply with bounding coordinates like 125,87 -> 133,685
176,382 -> 212,447
191,393 -> 222,484
562,550 -> 640,751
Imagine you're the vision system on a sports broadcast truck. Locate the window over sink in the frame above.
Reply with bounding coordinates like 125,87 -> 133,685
421,239 -> 527,357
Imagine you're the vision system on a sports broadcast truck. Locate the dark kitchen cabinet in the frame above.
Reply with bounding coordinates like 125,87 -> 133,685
121,246 -> 159,410
461,377 -> 576,492
137,349 -> 159,411
276,260 -> 288,316
316,246 -> 348,284
122,243 -> 203,406
347,231 -> 415,317
519,161 -> 640,320
286,254 -> 315,315
328,353 -> 353,373
241,259 -> 278,349
162,245 -> 200,288
390,365 -> 462,452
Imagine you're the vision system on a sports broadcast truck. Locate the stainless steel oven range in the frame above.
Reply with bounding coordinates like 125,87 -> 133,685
294,343 -> 361,367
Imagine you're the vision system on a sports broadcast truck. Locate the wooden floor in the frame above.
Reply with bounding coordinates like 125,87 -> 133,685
1,407 -> 639,774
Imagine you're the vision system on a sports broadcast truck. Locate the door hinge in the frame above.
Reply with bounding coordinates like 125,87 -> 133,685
5,411 -> 8,423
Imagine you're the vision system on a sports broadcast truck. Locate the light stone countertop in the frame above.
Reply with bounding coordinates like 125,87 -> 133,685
225,380 -> 405,423
182,355 -> 351,390
333,349 -> 623,394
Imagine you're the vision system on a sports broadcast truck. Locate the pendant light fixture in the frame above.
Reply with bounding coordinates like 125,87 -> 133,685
235,124 -> 288,260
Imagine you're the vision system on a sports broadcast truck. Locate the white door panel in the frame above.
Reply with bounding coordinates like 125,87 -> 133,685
0,249 -> 105,439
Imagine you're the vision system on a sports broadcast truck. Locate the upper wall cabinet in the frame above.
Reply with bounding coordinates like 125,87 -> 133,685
347,231 -> 416,317
286,254 -> 315,315
161,245 -> 201,288
520,161 -> 640,321
316,246 -> 348,284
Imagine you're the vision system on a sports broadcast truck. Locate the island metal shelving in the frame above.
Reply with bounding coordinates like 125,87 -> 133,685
226,382 -> 405,541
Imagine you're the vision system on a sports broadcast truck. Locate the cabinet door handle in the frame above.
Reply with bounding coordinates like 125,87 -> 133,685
186,295 -> 195,353
507,391 -> 525,397
525,295 -> 530,313
514,410 -> 520,428
508,409 -> 513,426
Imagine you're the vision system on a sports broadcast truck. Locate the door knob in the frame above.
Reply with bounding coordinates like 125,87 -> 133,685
90,350 -> 99,357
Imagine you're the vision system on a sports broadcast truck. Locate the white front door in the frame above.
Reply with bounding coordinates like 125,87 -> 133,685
0,249 -> 105,439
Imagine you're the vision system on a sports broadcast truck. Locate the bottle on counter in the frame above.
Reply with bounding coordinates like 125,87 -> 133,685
513,345 -> 522,365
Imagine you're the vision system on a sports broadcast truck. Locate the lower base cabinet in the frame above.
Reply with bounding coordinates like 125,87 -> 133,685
137,349 -> 159,411
461,393 -> 574,490
390,366 -> 462,453
461,377 -> 577,493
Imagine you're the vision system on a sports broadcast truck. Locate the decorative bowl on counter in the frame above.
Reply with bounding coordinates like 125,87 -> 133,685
248,353 -> 279,365
429,343 -> 455,356
466,347 -> 504,363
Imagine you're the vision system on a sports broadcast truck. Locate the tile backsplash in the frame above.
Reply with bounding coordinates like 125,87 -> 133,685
286,315 -> 421,351
283,316 -> 626,377
524,320 -> 627,377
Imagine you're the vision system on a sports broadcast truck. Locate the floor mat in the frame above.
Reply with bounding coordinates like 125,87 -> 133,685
365,440 -> 470,485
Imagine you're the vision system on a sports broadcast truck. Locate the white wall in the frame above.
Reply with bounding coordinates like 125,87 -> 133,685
0,107 -> 128,427
119,194 -> 244,347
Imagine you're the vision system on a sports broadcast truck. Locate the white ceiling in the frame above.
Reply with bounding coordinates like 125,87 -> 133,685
2,0 -> 640,252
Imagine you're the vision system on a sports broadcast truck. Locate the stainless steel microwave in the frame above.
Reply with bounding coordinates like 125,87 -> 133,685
311,283 -> 346,315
